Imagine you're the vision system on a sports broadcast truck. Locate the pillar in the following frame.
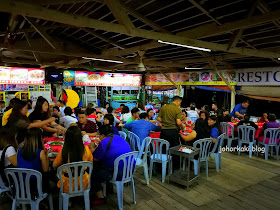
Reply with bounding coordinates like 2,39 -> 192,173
230,86 -> 236,112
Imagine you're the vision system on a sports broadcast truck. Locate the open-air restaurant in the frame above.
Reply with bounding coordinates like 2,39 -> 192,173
1,0 -> 280,209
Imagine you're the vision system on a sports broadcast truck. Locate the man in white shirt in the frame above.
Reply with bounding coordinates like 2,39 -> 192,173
57,100 -> 66,117
187,106 -> 199,118
60,107 -> 78,129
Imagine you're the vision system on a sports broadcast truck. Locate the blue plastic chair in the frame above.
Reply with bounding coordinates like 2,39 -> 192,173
209,134 -> 225,172
257,128 -> 280,160
224,123 -> 238,148
190,117 -> 198,123
119,131 -> 127,140
110,151 -> 139,210
237,125 -> 256,158
57,161 -> 93,210
220,122 -> 227,134
191,138 -> 212,178
0,175 -> 10,196
136,137 -> 152,185
127,131 -> 141,151
5,168 -> 53,210
149,138 -> 172,183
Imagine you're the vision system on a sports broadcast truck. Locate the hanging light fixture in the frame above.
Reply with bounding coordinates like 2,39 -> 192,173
137,51 -> 146,71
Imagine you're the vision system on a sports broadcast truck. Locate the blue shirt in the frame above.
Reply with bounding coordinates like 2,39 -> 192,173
230,104 -> 247,119
210,127 -> 219,139
123,119 -> 161,142
111,126 -> 120,136
17,148 -> 42,172
93,135 -> 131,168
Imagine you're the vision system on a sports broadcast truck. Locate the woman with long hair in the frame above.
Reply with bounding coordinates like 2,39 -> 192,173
101,102 -> 110,114
8,100 -> 56,144
181,110 -> 193,128
29,97 -> 66,137
53,126 -> 93,193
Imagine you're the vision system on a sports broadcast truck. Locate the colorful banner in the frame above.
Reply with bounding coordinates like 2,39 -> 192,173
0,66 -> 45,85
63,70 -> 75,86
74,71 -> 142,87
145,71 -> 237,86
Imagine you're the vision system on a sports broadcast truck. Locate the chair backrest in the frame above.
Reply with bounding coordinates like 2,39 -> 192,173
210,134 -> 224,153
220,122 -> 227,134
112,151 -> 139,182
263,128 -> 280,145
190,117 -> 198,123
223,123 -> 235,139
127,131 -> 140,151
137,137 -> 152,162
150,138 -> 170,161
0,175 -> 8,190
119,131 -> 127,140
237,125 -> 256,143
57,161 -> 93,194
5,168 -> 44,201
193,138 -> 212,161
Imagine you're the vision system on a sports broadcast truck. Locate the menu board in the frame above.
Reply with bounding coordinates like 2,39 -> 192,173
0,66 -> 45,85
75,72 -> 141,87
145,71 -> 237,86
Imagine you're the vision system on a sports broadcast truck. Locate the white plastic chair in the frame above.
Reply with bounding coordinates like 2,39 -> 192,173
0,175 -> 10,196
136,137 -> 152,185
110,151 -> 139,210
257,128 -> 280,160
191,139 -> 212,178
237,125 -> 256,158
57,161 -> 93,210
149,139 -> 172,183
119,131 -> 127,140
5,168 -> 53,210
224,123 -> 238,148
127,131 -> 140,151
209,134 -> 225,172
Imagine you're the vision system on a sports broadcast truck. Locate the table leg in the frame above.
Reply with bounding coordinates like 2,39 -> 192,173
187,156 -> 190,191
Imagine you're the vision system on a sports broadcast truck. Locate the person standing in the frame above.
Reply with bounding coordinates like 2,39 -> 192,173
230,100 -> 249,119
212,102 -> 221,116
157,96 -> 185,147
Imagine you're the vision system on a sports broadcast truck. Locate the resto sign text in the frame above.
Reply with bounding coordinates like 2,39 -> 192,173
236,67 -> 280,86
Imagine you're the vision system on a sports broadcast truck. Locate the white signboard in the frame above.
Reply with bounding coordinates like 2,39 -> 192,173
30,91 -> 52,103
236,67 -> 280,86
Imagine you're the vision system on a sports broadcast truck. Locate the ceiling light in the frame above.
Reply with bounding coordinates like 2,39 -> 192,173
82,57 -> 123,64
137,59 -> 146,71
158,40 -> 211,52
185,67 -> 203,69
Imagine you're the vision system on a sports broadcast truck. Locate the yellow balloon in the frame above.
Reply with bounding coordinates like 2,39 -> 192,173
64,89 -> 80,109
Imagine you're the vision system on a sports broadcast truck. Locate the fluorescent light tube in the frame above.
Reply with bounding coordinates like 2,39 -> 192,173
158,40 -> 211,52
185,67 -> 203,69
82,57 -> 123,64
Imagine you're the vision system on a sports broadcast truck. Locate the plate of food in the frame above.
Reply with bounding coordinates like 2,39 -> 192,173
11,69 -> 28,80
76,73 -> 88,82
48,141 -> 64,145
88,73 -> 100,81
28,70 -> 45,81
0,68 -> 10,79
48,152 -> 58,158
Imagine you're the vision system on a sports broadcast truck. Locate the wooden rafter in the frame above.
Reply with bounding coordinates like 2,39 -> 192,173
24,32 -> 40,62
24,16 -> 60,50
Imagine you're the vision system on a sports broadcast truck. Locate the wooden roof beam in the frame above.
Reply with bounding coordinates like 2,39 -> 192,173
24,16 -> 60,50
1,0 -> 280,59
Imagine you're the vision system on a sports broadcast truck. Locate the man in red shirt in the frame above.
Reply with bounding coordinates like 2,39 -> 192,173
114,104 -> 125,114
77,111 -> 97,136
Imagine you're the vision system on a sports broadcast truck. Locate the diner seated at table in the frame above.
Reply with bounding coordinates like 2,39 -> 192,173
124,113 -> 161,142
258,112 -> 269,123
180,111 -> 210,146
77,110 -> 98,137
7,100 -> 56,144
114,103 -> 125,114
237,114 -> 258,130
17,128 -> 53,193
126,108 -> 140,123
218,109 -> 233,122
201,105 -> 210,113
0,126 -> 18,185
29,97 -> 66,138
187,106 -> 199,118
100,107 -> 120,126
103,114 -> 119,135
57,100 -> 66,117
53,126 -> 93,193
87,108 -> 102,123
52,106 -> 61,124
60,107 -> 78,129
101,102 -> 110,114
91,125 -> 132,204
120,105 -> 131,124
208,115 -> 222,152
182,110 -> 193,128
147,108 -> 157,123
258,113 -> 279,144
